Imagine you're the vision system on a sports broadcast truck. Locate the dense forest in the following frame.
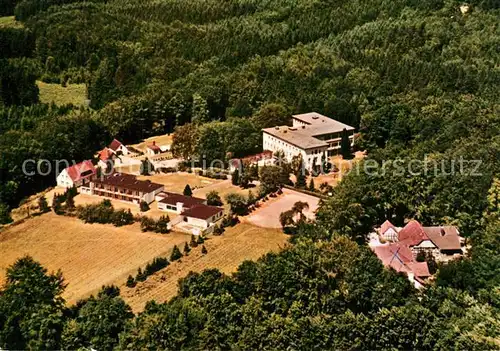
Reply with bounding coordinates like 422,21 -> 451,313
0,0 -> 499,348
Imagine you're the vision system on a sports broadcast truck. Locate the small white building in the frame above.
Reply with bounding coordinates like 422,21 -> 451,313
108,139 -> 129,156
263,112 -> 355,168
56,160 -> 96,188
156,192 -> 223,229
146,141 -> 162,156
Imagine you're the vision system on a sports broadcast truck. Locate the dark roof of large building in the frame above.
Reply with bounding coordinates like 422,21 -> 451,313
158,192 -> 206,208
93,173 -> 163,193
182,204 -> 223,220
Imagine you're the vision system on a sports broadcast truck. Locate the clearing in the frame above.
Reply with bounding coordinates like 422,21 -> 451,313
0,16 -> 22,28
37,81 -> 87,106
129,134 -> 173,153
245,188 -> 320,228
0,213 -> 190,304
121,222 -> 288,312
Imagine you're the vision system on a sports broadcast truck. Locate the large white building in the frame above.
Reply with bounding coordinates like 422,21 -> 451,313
262,112 -> 355,167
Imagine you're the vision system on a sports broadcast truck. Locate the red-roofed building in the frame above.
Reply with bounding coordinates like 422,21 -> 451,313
396,220 -> 463,259
56,160 -> 96,188
229,150 -> 274,172
97,148 -> 118,170
108,139 -> 129,155
372,243 -> 431,289
146,141 -> 162,155
378,220 -> 399,242
156,192 -> 223,229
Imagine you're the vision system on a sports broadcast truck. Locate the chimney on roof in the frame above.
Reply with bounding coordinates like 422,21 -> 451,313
153,141 -> 156,145
440,228 -> 446,236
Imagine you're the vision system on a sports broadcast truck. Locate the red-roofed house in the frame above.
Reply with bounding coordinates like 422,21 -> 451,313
146,141 -> 162,156
56,160 -> 96,188
108,139 -> 129,155
378,220 -> 399,242
397,220 -> 463,259
156,192 -> 223,229
372,243 -> 431,289
97,147 -> 118,170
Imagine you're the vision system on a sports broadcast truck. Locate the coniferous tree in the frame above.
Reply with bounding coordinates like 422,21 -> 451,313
126,275 -> 136,288
231,168 -> 240,186
340,128 -> 353,159
170,245 -> 182,261
183,242 -> 190,255
308,178 -> 315,192
38,196 -> 50,213
190,234 -> 198,248
183,184 -> 193,196
201,245 -> 208,254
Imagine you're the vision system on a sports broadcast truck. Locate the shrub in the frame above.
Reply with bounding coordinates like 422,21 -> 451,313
144,257 -> 169,276
183,242 -> 191,255
196,235 -> 205,244
140,201 -> 150,212
170,245 -> 183,261
201,245 -> 208,254
155,215 -> 170,234
38,196 -> 50,213
126,275 -> 136,288
136,267 -> 146,282
206,191 -> 223,206
140,216 -> 157,232
213,224 -> 224,236
76,200 -> 114,224
112,209 -> 134,227
190,235 -> 198,248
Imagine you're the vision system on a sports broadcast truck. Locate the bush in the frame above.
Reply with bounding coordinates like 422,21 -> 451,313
38,196 -> 50,213
140,216 -> 157,232
190,234 -> 198,248
126,275 -> 136,288
196,235 -> 205,244
183,242 -> 191,255
111,209 -> 134,227
155,215 -> 170,234
76,200 -> 114,224
136,267 -> 146,282
140,201 -> 150,212
206,191 -> 223,206
170,245 -> 183,261
201,245 -> 208,254
213,224 -> 224,236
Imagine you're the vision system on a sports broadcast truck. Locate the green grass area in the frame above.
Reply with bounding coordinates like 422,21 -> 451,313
0,16 -> 23,28
37,81 -> 87,106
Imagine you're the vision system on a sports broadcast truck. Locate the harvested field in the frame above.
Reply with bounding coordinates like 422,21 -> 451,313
0,213 -> 189,304
245,188 -> 320,228
122,223 -> 288,312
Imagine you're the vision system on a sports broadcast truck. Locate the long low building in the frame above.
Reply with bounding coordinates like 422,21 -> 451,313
81,173 -> 164,204
262,112 -> 355,166
156,191 -> 223,229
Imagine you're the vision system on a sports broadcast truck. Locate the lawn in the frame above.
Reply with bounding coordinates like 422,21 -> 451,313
0,16 -> 23,28
121,222 -> 288,312
129,134 -> 174,153
0,213 -> 190,304
37,81 -> 87,106
137,172 -> 224,194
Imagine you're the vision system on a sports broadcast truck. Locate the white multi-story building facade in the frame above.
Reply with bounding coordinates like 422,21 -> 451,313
262,112 -> 355,167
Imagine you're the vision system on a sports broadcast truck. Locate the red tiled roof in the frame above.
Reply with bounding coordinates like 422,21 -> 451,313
182,204 -> 223,220
242,150 -> 273,163
93,173 -> 163,193
99,148 -> 115,161
147,144 -> 161,152
66,160 -> 96,182
379,220 -> 397,235
398,220 -> 429,246
372,243 -> 430,278
423,226 -> 462,251
108,139 -> 123,151
158,192 -> 206,208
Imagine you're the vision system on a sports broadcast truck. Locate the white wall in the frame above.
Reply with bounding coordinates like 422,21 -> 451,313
56,170 -> 74,188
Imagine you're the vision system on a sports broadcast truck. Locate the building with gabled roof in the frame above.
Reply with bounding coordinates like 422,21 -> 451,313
56,160 -> 96,189
378,219 -> 399,242
108,138 -> 129,155
146,141 -> 162,155
372,242 -> 431,289
81,173 -> 164,204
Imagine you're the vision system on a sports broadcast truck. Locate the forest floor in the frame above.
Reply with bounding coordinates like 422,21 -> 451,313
121,222 -> 288,312
37,81 -> 87,106
0,212 -> 191,304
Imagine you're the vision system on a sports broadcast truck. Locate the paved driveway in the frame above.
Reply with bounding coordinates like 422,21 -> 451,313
245,188 -> 320,228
